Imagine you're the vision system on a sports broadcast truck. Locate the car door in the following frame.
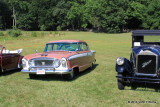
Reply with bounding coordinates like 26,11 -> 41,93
2,54 -> 13,70
77,43 -> 91,71
2,53 -> 20,70
83,43 -> 94,67
11,54 -> 20,68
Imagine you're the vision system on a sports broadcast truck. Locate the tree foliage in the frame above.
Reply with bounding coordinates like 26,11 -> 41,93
0,0 -> 160,32
0,0 -> 12,29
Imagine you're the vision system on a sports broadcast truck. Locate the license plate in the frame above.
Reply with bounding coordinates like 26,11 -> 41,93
37,69 -> 45,75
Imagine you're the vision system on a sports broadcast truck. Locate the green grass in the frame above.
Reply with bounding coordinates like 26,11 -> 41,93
0,31 -> 159,107
144,36 -> 160,42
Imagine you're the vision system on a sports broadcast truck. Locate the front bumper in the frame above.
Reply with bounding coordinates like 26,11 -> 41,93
21,68 -> 72,75
117,75 -> 160,84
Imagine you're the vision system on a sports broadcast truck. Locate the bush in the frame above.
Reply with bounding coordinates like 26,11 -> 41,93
31,32 -> 37,37
0,32 -> 4,36
40,25 -> 47,31
54,31 -> 59,34
7,29 -> 22,37
57,26 -> 62,31
49,31 -> 52,34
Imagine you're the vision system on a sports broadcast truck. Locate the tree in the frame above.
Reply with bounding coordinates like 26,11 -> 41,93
85,0 -> 102,30
126,1 -> 147,29
96,0 -> 129,32
0,0 -> 12,29
67,0 -> 88,30
2,0 -> 160,32
142,0 -> 160,29
5,0 -> 22,29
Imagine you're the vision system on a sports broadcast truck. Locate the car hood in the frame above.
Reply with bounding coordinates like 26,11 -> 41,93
24,51 -> 79,60
132,45 -> 160,55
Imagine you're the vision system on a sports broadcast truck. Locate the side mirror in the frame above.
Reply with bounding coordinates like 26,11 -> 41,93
35,50 -> 38,53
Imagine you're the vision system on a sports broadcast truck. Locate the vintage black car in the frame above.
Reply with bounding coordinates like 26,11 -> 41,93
116,30 -> 160,91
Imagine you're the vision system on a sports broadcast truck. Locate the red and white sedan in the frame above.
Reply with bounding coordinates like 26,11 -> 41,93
21,40 -> 96,80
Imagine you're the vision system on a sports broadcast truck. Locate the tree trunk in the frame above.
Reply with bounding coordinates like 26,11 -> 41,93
13,6 -> 16,29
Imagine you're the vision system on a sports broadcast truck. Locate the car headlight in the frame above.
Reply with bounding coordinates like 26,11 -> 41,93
61,58 -> 67,68
22,58 -> 29,69
53,59 -> 60,68
116,57 -> 124,65
29,59 -> 35,66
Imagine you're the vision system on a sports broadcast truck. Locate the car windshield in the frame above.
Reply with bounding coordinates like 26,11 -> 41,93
44,43 -> 81,52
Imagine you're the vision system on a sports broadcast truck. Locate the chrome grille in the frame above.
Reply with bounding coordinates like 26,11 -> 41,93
30,58 -> 54,67
34,60 -> 53,66
137,55 -> 157,74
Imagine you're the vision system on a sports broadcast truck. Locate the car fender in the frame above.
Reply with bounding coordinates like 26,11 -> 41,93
115,58 -> 132,74
18,56 -> 24,68
71,65 -> 79,69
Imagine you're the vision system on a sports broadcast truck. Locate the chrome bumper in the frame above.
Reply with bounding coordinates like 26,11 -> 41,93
21,68 -> 72,75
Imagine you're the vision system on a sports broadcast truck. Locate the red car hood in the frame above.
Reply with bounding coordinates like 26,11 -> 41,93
24,51 -> 78,60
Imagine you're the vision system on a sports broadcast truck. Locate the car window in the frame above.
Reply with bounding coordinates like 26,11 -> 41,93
79,43 -> 83,51
44,43 -> 81,52
78,43 -> 89,51
58,43 -> 78,51
83,43 -> 89,51
47,44 -> 53,51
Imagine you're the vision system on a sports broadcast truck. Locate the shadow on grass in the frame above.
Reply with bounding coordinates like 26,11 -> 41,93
0,69 -> 21,76
123,87 -> 160,93
74,64 -> 98,80
27,64 -> 99,81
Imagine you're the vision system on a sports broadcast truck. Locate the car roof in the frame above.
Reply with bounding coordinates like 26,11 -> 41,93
132,30 -> 160,36
47,40 -> 86,43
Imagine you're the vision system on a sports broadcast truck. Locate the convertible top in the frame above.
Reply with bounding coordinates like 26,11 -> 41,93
132,30 -> 160,36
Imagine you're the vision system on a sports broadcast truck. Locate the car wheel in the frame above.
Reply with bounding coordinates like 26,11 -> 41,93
131,86 -> 137,90
29,74 -> 37,79
117,78 -> 125,90
65,70 -> 75,80
89,62 -> 95,70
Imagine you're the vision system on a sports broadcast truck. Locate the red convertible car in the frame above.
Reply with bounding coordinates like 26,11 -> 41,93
0,45 -> 23,74
21,40 -> 96,80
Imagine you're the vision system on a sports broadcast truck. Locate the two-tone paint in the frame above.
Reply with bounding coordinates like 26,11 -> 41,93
21,40 -> 96,79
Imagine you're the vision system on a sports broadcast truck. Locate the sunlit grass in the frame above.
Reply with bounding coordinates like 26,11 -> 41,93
144,36 -> 160,42
0,31 -> 159,107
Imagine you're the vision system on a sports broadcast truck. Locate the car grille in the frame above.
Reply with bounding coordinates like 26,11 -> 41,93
137,55 -> 157,74
30,58 -> 55,67
34,60 -> 53,66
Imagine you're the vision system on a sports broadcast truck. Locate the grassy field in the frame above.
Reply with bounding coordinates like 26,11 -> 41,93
0,31 -> 159,107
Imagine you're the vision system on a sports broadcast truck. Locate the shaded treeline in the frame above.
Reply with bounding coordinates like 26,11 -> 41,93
0,0 -> 160,33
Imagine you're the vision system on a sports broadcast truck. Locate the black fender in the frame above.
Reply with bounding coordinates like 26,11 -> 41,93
115,58 -> 132,75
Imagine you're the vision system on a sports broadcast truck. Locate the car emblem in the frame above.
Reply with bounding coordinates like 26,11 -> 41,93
42,62 -> 45,66
142,60 -> 152,68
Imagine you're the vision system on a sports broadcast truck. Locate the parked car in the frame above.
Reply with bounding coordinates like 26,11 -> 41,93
116,30 -> 160,91
21,40 -> 96,80
0,45 -> 23,74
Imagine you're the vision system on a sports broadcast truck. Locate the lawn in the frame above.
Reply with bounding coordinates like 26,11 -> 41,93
0,31 -> 159,107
